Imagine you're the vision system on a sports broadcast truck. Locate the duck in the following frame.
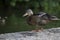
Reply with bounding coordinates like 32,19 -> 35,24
23,9 -> 60,32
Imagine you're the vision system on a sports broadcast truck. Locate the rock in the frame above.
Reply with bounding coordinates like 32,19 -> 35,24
0,27 -> 60,40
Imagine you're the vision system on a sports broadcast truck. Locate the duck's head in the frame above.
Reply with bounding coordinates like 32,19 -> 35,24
23,9 -> 33,17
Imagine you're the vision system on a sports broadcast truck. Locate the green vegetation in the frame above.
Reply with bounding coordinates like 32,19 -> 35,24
0,0 -> 60,34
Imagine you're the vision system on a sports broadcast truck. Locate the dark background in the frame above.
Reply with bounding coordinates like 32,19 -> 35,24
0,0 -> 60,34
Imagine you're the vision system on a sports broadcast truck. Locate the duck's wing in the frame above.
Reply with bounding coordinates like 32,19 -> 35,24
36,12 -> 60,20
35,12 -> 51,20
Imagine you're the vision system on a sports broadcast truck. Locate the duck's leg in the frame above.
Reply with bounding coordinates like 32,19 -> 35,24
31,25 -> 38,32
36,25 -> 44,32
38,26 -> 43,31
32,25 -> 43,32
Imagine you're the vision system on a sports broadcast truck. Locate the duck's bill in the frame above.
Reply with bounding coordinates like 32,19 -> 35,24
23,13 -> 28,17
